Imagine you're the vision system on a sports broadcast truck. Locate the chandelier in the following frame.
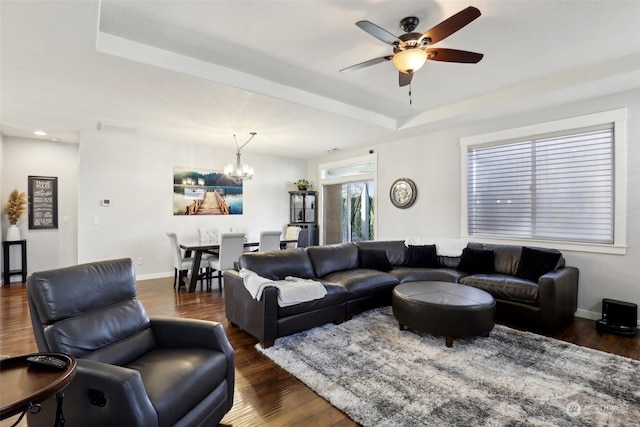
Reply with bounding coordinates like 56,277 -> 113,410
224,132 -> 256,181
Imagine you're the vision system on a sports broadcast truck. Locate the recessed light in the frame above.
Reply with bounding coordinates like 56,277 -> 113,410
50,138 -> 60,142
33,130 -> 47,136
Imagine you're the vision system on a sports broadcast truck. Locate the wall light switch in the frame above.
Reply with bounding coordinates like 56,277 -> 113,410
63,216 -> 70,224
93,217 -> 100,225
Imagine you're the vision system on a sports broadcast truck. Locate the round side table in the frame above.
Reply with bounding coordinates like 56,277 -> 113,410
1,353 -> 76,426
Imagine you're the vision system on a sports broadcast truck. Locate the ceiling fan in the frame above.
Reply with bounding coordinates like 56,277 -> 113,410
340,6 -> 484,87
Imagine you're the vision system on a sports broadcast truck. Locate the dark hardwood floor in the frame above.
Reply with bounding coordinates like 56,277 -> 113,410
1,277 -> 638,426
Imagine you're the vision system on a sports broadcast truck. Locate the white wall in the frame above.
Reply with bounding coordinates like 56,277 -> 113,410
77,132 -> 307,279
1,137 -> 79,279
310,89 -> 640,321
0,132 -> 307,282
3,90 -> 638,320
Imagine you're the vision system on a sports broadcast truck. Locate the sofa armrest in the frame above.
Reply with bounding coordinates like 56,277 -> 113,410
538,266 -> 579,328
150,317 -> 235,410
28,359 -> 157,427
223,269 -> 279,344
150,317 -> 230,353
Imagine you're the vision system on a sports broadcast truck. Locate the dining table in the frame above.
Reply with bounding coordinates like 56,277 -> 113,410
179,239 -> 298,293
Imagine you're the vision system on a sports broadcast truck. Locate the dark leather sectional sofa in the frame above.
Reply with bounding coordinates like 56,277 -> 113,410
224,240 -> 579,347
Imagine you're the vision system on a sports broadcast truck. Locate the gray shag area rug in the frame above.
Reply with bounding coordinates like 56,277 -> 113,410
257,307 -> 639,426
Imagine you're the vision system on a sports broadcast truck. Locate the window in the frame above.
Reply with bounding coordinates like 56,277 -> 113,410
461,109 -> 627,254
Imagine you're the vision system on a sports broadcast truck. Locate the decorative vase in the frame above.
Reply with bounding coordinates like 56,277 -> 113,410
6,224 -> 21,241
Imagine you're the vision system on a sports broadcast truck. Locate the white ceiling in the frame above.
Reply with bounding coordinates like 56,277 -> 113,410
1,0 -> 639,159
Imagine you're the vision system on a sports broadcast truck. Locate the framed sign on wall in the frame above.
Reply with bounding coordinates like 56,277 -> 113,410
28,176 -> 58,229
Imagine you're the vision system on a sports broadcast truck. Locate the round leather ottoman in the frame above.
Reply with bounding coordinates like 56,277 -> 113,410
392,281 -> 496,347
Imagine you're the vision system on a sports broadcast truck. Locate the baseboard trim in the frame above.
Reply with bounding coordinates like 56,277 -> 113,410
575,309 -> 600,321
136,272 -> 173,281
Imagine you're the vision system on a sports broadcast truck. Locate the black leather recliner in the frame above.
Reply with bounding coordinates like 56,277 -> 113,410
26,258 -> 234,427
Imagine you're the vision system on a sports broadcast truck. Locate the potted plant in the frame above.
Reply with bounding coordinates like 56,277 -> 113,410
294,179 -> 312,191
3,189 -> 28,241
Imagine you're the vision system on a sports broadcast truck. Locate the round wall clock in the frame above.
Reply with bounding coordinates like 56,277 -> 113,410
389,178 -> 417,209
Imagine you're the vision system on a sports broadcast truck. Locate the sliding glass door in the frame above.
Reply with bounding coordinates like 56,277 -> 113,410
323,181 -> 375,244
319,155 -> 377,245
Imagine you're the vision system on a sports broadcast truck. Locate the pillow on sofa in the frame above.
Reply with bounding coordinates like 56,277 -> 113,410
457,248 -> 495,274
515,246 -> 561,282
408,245 -> 439,268
359,249 -> 392,272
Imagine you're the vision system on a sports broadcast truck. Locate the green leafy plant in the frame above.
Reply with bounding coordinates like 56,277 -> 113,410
294,179 -> 312,189
3,189 -> 28,225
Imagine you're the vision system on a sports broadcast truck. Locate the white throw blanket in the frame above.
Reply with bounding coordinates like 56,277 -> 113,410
404,237 -> 469,257
239,268 -> 327,307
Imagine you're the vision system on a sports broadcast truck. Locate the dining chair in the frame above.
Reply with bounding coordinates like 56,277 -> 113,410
198,227 -> 220,245
166,232 -> 194,289
258,230 -> 282,251
198,228 -> 220,289
285,226 -> 302,249
208,232 -> 245,291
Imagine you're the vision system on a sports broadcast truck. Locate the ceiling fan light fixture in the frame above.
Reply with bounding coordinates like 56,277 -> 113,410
392,48 -> 427,73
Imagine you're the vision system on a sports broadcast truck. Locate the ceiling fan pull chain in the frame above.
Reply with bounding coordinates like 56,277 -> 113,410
409,83 -> 412,105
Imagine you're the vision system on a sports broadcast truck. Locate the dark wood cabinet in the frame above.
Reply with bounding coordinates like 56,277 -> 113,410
289,191 -> 318,246
289,191 -> 317,224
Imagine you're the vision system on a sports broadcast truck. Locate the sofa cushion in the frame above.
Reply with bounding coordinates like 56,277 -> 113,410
515,246 -> 562,282
359,249 -> 392,272
479,244 -> 523,275
278,282 -> 349,317
437,242 -> 480,269
28,257 -> 137,323
356,240 -> 409,266
408,245 -> 439,268
459,274 -> 539,304
438,256 -> 461,269
45,299 -> 154,361
239,248 -> 316,280
322,269 -> 399,299
127,347 -> 227,427
457,248 -> 495,274
307,243 -> 359,278
390,267 -> 466,284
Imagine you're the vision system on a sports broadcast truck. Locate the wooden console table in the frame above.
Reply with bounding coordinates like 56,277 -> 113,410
2,240 -> 27,284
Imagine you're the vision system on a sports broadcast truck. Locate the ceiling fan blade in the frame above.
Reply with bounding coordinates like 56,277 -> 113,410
356,21 -> 400,45
340,55 -> 393,73
426,48 -> 483,63
421,6 -> 481,45
399,71 -> 413,87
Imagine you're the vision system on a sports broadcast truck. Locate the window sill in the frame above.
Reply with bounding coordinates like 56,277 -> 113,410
463,235 -> 627,256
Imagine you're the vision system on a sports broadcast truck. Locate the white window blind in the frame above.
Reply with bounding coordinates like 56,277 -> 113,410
467,126 -> 614,244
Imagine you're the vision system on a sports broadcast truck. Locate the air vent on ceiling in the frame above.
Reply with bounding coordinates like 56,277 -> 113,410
96,122 -> 137,134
